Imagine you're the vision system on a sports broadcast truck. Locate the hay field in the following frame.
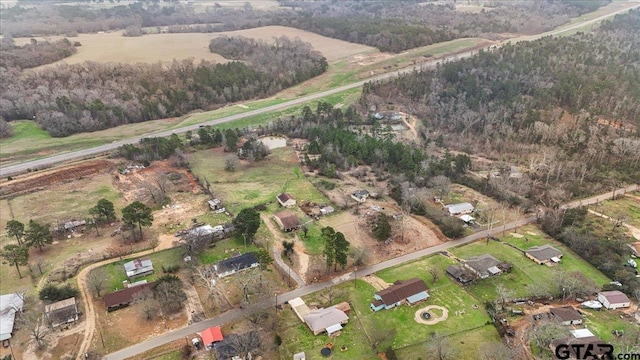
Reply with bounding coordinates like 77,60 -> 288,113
14,26 -> 376,68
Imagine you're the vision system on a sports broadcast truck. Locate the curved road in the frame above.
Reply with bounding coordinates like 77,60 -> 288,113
2,1 -> 637,177
103,184 -> 638,360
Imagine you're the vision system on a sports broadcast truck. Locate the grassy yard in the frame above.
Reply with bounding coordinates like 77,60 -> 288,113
196,235 -> 263,265
592,197 -> 640,228
188,147 -> 330,215
450,226 -> 611,302
98,247 -> 183,291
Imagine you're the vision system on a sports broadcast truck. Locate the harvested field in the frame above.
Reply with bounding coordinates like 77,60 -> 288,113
15,26 -> 376,68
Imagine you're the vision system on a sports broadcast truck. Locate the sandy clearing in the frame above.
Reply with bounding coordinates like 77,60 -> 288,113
15,26 -> 376,68
362,274 -> 391,291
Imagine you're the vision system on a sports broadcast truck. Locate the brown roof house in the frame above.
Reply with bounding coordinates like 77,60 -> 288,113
550,306 -> 583,326
273,210 -> 300,232
446,265 -> 474,284
463,254 -> 508,279
551,334 -> 608,359
525,245 -> 563,265
277,193 -> 297,207
370,278 -> 429,311
45,297 -> 79,328
597,290 -> 630,310
104,282 -> 155,312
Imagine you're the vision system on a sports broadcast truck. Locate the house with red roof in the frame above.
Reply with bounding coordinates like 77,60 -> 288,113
200,326 -> 224,348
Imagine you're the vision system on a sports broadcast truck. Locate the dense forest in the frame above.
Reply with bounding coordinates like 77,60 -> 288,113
0,36 -> 326,137
0,38 -> 78,69
1,1 -> 608,53
359,9 -> 640,203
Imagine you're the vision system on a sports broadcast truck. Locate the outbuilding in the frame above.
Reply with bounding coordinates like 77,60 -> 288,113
597,290 -> 630,309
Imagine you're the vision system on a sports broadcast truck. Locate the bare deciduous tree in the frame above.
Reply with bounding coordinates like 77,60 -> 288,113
427,335 -> 457,360
428,266 -> 440,284
87,268 -> 107,298
19,308 -> 50,350
370,327 -> 396,352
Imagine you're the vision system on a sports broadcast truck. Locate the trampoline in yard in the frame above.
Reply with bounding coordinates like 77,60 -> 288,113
321,347 -> 332,357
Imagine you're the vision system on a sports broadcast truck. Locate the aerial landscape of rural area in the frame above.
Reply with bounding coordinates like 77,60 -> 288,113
1,0 -> 640,359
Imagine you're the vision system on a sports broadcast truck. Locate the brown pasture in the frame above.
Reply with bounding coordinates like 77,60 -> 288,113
14,26 -> 376,69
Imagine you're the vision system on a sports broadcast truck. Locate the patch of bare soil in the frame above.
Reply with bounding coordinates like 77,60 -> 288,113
0,159 -> 116,198
414,305 -> 449,325
362,274 -> 391,291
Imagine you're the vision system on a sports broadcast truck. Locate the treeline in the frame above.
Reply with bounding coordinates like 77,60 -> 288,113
359,9 -> 640,202
0,38 -> 78,69
209,36 -> 328,85
2,1 -> 608,53
0,37 -> 326,137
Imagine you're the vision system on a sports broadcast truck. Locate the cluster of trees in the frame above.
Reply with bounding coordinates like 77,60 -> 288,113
118,134 -> 184,162
321,226 -> 349,272
209,36 -> 328,85
1,40 -> 325,137
38,283 -> 79,302
359,9 -> 640,202
0,37 -> 78,69
540,207 -> 639,295
1,198 -> 154,278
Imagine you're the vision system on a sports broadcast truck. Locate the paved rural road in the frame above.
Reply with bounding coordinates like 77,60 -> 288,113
103,184 -> 639,360
2,2 -> 637,178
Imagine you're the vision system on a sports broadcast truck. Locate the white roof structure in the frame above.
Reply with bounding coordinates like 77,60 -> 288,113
571,329 -> 595,339
581,300 -> 603,309
460,214 -> 475,223
189,224 -> 222,237
447,203 -> 474,215
0,293 -> 25,341
326,323 -> 343,335
293,352 -> 306,360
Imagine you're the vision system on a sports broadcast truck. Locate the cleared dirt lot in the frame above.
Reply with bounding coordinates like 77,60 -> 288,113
15,25 -> 376,68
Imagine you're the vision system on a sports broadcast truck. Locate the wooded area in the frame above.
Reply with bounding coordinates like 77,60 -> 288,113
0,36 -> 326,137
0,38 -> 78,69
359,9 -> 640,201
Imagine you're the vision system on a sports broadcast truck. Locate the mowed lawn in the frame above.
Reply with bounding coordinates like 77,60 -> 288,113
593,196 -> 640,228
188,147 -> 330,215
450,225 -> 611,302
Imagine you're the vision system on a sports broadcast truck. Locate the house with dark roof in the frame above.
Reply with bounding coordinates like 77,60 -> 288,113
214,252 -> 259,278
370,278 -> 429,312
463,254 -> 506,279
104,282 -> 155,312
44,297 -> 79,328
214,331 -> 260,360
277,193 -> 297,207
446,265 -> 474,284
351,190 -> 370,203
550,306 -> 583,326
304,307 -> 349,335
123,258 -> 154,279
273,210 -> 300,232
525,244 -> 563,265
597,290 -> 630,309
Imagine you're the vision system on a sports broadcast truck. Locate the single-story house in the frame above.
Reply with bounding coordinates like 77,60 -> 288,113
273,210 -> 301,232
124,258 -> 154,279
351,190 -> 370,203
370,278 -> 429,311
104,282 -> 155,312
213,252 -> 259,278
320,206 -> 335,215
525,244 -> 563,265
200,326 -> 224,348
463,254 -> 503,279
303,307 -> 349,336
597,290 -> 630,309
208,199 -> 222,210
44,297 -> 79,328
289,297 -> 311,323
0,293 -> 24,341
445,265 -> 474,284
550,306 -> 583,326
446,203 -> 474,216
277,193 -> 297,207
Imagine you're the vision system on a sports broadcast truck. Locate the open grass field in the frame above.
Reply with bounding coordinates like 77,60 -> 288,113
188,147 -> 330,215
14,26 -> 375,68
592,196 -> 640,228
450,226 -> 611,302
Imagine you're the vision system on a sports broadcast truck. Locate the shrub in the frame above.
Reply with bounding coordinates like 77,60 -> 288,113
39,283 -> 79,302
